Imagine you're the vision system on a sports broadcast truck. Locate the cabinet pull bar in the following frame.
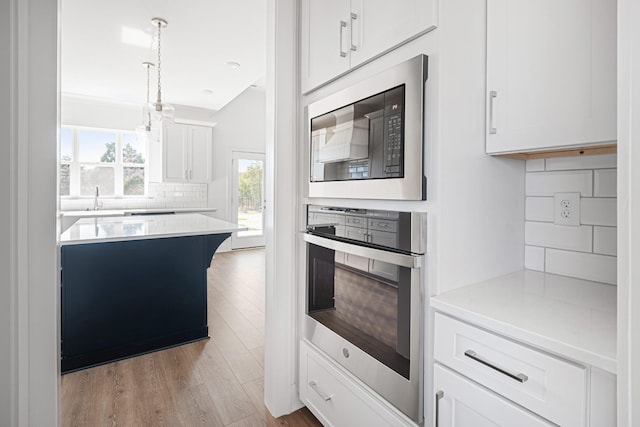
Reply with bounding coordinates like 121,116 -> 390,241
435,391 -> 444,427
464,350 -> 528,383
350,13 -> 358,51
489,90 -> 498,134
309,381 -> 333,401
339,21 -> 347,57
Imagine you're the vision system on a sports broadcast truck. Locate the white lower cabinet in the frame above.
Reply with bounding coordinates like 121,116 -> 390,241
299,340 -> 414,427
434,364 -> 552,427
433,313 -> 616,427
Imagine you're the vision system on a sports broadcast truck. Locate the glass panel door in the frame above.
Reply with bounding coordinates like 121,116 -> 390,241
231,152 -> 265,249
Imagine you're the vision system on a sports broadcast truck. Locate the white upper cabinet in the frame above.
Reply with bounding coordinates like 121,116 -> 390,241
149,123 -> 212,183
486,0 -> 616,155
300,0 -> 437,93
301,0 -> 351,93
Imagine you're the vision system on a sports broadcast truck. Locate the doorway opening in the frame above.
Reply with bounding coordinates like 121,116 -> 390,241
231,152 -> 266,249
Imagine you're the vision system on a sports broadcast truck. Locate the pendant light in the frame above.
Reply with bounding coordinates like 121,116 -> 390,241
141,61 -> 155,132
144,17 -> 175,127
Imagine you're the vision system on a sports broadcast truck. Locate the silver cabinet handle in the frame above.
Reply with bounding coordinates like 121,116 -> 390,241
435,391 -> 444,427
309,381 -> 333,401
350,13 -> 358,51
464,350 -> 528,383
489,90 -> 497,134
339,20 -> 347,57
189,170 -> 193,180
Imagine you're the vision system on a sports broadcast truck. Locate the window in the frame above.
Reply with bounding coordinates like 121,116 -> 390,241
60,126 -> 147,197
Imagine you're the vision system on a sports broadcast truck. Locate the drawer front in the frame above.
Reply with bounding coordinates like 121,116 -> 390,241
345,226 -> 368,243
368,218 -> 398,233
309,212 -> 346,226
434,313 -> 587,427
345,215 -> 367,228
368,229 -> 398,248
300,341 -> 411,427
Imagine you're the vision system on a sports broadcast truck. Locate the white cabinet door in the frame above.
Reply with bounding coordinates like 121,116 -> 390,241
301,0 -> 438,93
486,0 -> 616,154
300,0 -> 351,93
434,364 -> 553,427
188,125 -> 212,183
350,0 -> 437,67
163,124 -> 188,182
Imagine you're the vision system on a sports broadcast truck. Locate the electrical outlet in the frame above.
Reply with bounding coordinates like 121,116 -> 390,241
554,192 -> 581,226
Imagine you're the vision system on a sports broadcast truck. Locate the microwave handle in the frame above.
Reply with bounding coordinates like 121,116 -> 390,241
302,232 -> 422,269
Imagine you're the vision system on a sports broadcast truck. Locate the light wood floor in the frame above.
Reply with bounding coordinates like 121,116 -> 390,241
60,248 -> 322,427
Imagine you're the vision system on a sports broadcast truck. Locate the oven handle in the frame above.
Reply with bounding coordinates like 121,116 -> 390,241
303,233 -> 422,269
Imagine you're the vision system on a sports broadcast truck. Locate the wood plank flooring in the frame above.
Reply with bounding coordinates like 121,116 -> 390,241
60,248 -> 322,427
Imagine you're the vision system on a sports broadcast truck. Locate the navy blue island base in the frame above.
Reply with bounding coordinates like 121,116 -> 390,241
60,233 -> 230,373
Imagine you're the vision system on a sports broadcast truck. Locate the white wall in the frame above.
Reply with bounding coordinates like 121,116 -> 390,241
207,87 -> 266,251
1,0 -> 13,424
62,94 -> 216,131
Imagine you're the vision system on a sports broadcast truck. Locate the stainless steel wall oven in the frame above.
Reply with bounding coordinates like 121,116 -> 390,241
307,55 -> 428,201
304,205 -> 426,422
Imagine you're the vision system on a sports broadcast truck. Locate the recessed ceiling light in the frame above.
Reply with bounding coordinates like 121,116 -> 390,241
225,61 -> 241,69
202,89 -> 214,95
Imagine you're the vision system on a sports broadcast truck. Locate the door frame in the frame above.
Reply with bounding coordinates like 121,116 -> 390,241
231,151 -> 266,249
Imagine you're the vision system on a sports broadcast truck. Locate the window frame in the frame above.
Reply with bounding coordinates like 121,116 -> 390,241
60,125 -> 148,198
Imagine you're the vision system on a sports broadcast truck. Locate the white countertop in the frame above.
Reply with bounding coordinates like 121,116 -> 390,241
59,207 -> 218,218
59,213 -> 245,246
431,270 -> 616,373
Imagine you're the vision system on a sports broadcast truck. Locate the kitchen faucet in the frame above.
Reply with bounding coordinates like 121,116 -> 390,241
93,186 -> 100,210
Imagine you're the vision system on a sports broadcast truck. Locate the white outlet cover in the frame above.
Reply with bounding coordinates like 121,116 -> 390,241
554,192 -> 581,226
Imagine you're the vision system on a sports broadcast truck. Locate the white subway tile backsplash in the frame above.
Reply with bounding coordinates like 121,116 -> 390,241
60,182 -> 208,212
526,159 -> 545,172
594,227 -> 617,256
581,198 -> 616,226
594,169 -> 617,197
545,249 -> 616,285
526,170 -> 593,197
545,154 -> 617,171
525,197 -> 554,222
525,222 -> 593,252
524,154 -> 616,284
525,246 -> 545,271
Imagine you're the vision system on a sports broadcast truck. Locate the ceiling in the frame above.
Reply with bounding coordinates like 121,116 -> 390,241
61,0 -> 267,112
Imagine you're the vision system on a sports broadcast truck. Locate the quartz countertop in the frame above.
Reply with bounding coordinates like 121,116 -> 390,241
59,207 -> 218,217
59,213 -> 245,246
430,270 -> 616,373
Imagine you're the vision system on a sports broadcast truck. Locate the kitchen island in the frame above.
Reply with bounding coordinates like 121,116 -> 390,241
59,213 -> 245,373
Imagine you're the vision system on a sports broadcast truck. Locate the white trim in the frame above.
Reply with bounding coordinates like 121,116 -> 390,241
5,0 -> 60,425
618,0 -> 640,424
264,0 -> 302,417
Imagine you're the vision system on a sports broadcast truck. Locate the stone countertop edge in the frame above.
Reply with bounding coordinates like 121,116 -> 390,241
430,269 -> 617,374
59,213 -> 246,246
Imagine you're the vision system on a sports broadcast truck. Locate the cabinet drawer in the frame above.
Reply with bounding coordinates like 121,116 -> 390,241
434,313 -> 587,427
368,218 -> 398,233
345,215 -> 367,228
300,341 -> 411,427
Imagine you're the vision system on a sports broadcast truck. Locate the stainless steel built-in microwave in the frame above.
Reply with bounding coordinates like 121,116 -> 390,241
308,55 -> 428,201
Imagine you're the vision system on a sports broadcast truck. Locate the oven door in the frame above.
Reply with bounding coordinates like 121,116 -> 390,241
303,233 -> 423,423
